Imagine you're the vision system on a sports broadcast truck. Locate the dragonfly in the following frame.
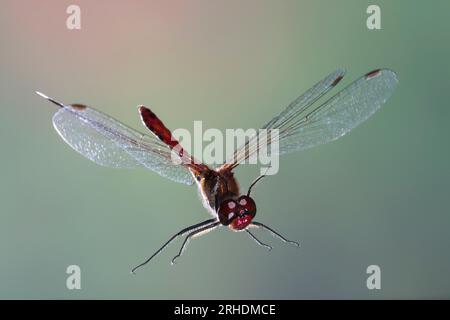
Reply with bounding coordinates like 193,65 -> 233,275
36,68 -> 398,273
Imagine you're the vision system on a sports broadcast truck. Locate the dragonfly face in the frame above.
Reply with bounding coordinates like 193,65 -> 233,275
218,195 -> 257,230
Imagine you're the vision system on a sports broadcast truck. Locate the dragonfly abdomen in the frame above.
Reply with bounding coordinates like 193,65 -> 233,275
139,105 -> 209,174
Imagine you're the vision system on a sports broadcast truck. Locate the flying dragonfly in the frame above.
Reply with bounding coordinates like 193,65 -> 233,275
36,68 -> 398,273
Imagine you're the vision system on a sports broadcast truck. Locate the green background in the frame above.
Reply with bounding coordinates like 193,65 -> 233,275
1,0 -> 449,299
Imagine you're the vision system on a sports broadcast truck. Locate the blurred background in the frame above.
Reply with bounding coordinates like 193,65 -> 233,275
1,0 -> 449,299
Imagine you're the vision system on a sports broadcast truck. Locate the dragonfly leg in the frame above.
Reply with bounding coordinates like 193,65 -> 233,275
171,222 -> 220,265
245,229 -> 272,251
251,221 -> 300,247
131,218 -> 217,274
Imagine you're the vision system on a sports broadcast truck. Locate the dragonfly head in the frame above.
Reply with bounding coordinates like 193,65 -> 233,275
218,195 -> 256,230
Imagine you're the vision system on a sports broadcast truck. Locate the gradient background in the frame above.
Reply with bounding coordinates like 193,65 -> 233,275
1,0 -> 449,299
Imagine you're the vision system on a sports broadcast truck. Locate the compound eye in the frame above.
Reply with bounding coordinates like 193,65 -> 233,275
218,199 -> 238,225
227,201 -> 237,210
238,195 -> 256,217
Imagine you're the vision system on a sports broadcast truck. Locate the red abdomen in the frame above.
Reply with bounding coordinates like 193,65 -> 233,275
139,106 -> 209,175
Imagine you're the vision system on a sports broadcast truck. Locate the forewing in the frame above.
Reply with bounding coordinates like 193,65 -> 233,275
223,68 -> 346,168
277,69 -> 398,154
221,69 -> 397,169
263,68 -> 346,130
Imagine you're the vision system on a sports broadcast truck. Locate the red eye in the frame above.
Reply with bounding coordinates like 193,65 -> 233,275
228,196 -> 257,231
237,196 -> 256,216
218,199 -> 238,225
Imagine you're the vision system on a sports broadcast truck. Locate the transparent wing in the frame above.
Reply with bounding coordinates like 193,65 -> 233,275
222,69 -> 398,169
52,105 -> 194,185
263,68 -> 346,130
223,68 -> 345,168
276,69 -> 398,154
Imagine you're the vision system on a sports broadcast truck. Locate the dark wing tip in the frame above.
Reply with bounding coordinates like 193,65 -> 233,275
365,69 -> 382,79
331,75 -> 344,87
71,104 -> 87,111
364,68 -> 399,85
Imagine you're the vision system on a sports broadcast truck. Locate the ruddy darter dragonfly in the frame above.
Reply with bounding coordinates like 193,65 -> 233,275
36,68 -> 398,273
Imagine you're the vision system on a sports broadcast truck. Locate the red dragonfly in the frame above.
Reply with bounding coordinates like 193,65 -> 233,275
37,68 -> 398,273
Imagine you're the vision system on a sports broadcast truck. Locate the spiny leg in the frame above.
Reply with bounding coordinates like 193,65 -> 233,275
251,221 -> 300,247
131,218 -> 217,274
171,222 -> 220,265
245,229 -> 272,251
